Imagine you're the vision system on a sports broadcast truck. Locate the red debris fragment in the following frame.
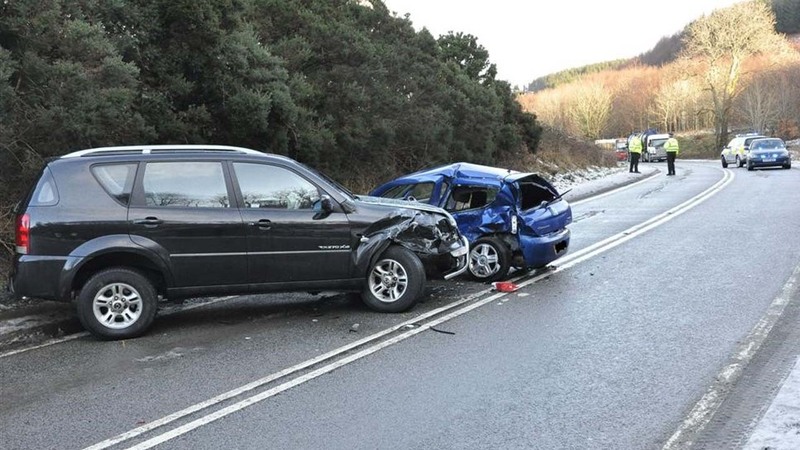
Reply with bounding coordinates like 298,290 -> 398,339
492,281 -> 520,292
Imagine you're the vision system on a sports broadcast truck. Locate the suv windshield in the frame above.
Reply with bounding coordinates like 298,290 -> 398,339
300,163 -> 355,200
650,139 -> 667,148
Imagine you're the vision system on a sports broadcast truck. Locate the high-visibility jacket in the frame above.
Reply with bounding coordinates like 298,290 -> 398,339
665,137 -> 679,154
629,136 -> 643,154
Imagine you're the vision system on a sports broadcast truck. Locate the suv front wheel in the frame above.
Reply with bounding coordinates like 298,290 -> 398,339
362,246 -> 425,313
76,268 -> 158,340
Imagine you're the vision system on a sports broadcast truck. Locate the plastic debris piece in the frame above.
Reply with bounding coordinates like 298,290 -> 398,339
349,323 -> 360,333
492,281 -> 520,292
517,292 -> 530,297
430,327 -> 455,335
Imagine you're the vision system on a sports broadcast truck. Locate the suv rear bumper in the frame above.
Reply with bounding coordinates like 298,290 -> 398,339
9,254 -> 78,302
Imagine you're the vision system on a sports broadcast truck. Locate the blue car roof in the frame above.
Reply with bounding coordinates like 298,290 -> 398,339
391,162 -> 519,185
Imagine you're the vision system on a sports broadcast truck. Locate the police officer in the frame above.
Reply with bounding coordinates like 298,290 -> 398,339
665,135 -> 679,176
628,135 -> 642,173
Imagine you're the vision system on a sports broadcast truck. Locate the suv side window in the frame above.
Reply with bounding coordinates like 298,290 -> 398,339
92,163 -> 137,205
233,163 -> 320,209
29,167 -> 60,206
143,162 -> 230,207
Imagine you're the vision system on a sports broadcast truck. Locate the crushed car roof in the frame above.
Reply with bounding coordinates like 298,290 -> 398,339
391,163 -> 520,185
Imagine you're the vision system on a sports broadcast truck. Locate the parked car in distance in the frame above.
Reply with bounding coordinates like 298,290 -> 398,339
721,133 -> 766,168
370,163 -> 572,282
615,139 -> 629,162
9,145 -> 469,340
746,138 -> 792,170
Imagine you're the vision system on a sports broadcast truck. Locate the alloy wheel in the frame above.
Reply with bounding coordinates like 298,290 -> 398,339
368,259 -> 409,303
469,243 -> 500,278
92,282 -> 143,329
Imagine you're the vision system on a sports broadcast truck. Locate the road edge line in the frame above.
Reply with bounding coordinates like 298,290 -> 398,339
662,262 -> 800,449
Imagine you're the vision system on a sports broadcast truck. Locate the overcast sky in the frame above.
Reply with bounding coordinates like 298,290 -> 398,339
382,0 -> 743,87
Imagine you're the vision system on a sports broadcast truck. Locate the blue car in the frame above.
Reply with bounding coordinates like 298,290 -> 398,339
746,138 -> 792,170
370,163 -> 572,281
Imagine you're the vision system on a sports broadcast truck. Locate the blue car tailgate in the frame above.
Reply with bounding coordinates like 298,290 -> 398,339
519,199 -> 572,235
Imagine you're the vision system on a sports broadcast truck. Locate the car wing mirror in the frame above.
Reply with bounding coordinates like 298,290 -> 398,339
321,195 -> 333,213
313,195 -> 334,220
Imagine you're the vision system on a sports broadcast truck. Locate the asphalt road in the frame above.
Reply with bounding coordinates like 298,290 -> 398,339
1,161 -> 799,449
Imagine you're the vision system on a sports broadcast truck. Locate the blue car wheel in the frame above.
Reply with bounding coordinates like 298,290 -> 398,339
468,237 -> 511,282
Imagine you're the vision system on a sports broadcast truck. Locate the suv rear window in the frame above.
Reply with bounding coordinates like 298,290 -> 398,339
92,163 -> 137,205
29,167 -> 60,206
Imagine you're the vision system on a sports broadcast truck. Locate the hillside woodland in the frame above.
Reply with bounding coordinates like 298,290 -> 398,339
519,0 -> 800,153
0,0 -> 545,256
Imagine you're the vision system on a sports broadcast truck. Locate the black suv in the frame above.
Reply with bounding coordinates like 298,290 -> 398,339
9,145 -> 468,339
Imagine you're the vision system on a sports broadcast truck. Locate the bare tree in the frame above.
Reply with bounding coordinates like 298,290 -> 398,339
520,90 -> 571,134
655,75 -> 704,132
568,81 -> 613,140
681,1 -> 790,149
737,69 -> 781,133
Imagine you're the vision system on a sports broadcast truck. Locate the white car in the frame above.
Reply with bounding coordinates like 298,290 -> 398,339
720,134 -> 765,168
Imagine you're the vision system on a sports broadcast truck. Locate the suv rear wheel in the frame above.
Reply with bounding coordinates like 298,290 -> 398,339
362,246 -> 425,313
469,237 -> 512,282
76,268 -> 158,340
721,156 -> 728,168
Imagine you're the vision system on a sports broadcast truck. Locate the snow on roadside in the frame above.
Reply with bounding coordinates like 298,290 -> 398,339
548,164 -> 626,192
743,357 -> 800,450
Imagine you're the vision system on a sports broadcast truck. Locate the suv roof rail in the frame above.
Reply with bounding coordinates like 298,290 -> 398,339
61,145 -> 266,158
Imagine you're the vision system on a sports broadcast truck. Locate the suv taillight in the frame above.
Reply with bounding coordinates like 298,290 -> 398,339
16,214 -> 29,254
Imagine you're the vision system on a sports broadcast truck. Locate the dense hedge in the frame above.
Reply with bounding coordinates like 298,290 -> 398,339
0,0 -> 541,253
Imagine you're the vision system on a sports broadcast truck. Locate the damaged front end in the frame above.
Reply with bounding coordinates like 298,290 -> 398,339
352,197 -> 469,280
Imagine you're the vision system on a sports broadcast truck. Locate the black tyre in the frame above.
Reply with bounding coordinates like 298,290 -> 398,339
736,156 -> 743,168
76,268 -> 158,340
361,246 -> 426,313
747,161 -> 754,171
721,156 -> 728,168
784,163 -> 791,169
468,236 -> 512,282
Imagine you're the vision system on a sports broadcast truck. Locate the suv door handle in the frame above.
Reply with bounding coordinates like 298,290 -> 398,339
132,217 -> 163,227
249,219 -> 272,230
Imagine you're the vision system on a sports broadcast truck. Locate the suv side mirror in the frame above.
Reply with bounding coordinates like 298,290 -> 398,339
321,195 -> 333,213
313,195 -> 334,220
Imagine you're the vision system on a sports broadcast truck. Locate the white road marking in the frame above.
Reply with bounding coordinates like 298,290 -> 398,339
90,167 -> 734,450
571,168 -> 660,206
0,296 -> 238,359
0,332 -> 89,359
662,262 -> 800,450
